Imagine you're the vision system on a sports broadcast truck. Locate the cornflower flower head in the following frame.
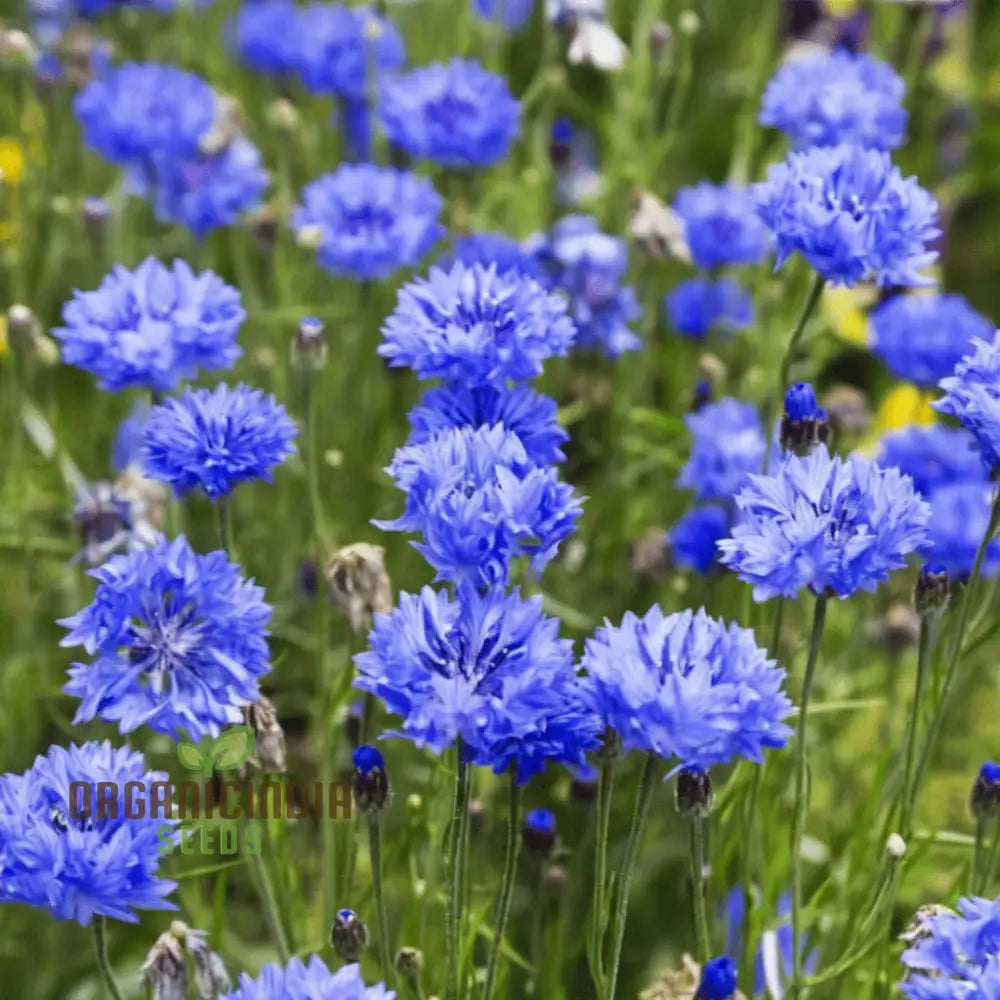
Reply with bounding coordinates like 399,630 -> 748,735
221,956 -> 393,1000
925,482 -> 1000,580
233,0 -> 301,77
718,445 -> 931,601
935,332 -> 1000,478
376,424 -> 582,586
354,584 -> 601,782
379,58 -> 520,168
379,263 -> 575,387
678,398 -> 766,501
900,896 -> 1000,1000
54,257 -> 244,392
754,143 -> 940,287
760,48 -> 907,150
294,3 -> 405,101
535,214 -> 641,359
877,425 -> 984,498
580,606 -> 794,770
60,533 -> 273,741
407,384 -> 569,466
668,506 -> 729,575
439,231 -> 544,280
473,0 -> 534,31
672,182 -> 769,268
0,741 -> 177,925
871,293 -> 994,388
143,383 -> 299,499
292,165 -> 445,280
664,277 -> 754,341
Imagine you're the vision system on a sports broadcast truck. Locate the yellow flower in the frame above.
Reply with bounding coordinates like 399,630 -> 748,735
822,285 -> 875,347
823,0 -> 860,15
0,138 -> 25,188
875,385 -> 937,434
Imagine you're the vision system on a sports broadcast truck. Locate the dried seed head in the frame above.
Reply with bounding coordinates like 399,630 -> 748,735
325,543 -> 393,633
394,946 -> 424,980
245,695 -> 287,773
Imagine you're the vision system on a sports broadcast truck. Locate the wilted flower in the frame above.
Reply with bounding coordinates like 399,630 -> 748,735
325,542 -> 394,633
222,956 -> 391,999
673,182 -> 768,269
73,479 -> 158,566
664,278 -> 754,341
245,695 -> 287,773
144,922 -> 231,1000
628,190 -> 690,262
678,398 -> 765,502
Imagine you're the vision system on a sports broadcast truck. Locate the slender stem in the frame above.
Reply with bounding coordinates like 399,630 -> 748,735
981,820 -> 1000,895
483,771 -> 523,1000
779,275 -> 826,397
444,757 -> 471,1000
689,817 -> 711,963
216,496 -> 231,555
588,753 -> 616,992
770,597 -> 786,656
899,618 -> 934,839
251,845 -> 292,964
789,594 -> 829,1000
973,819 -> 987,895
604,754 -> 659,1000
304,372 -> 327,551
92,916 -> 125,1000
739,767 -> 762,992
369,812 -> 393,981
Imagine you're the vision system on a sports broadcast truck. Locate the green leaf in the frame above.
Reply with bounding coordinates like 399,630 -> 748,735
177,741 -> 206,772
212,725 -> 256,770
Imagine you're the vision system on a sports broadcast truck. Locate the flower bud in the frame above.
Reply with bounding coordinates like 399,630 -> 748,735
0,28 -> 37,68
696,955 -> 737,1000
877,602 -> 920,658
630,527 -> 670,582
780,382 -> 829,455
266,97 -> 300,134
522,808 -> 556,857
914,562 -> 950,619
82,196 -> 110,252
291,316 -> 328,373
295,223 -> 324,250
352,744 -> 390,813
549,118 -> 574,168
648,21 -> 672,54
542,864 -> 569,899
246,204 -> 279,249
690,378 -> 712,412
245,695 -> 286,773
570,762 -> 599,804
971,762 -> 1000,821
886,833 -> 907,859
627,189 -> 690,263
394,946 -> 423,980
73,481 -> 143,567
325,542 -> 393,633
822,384 -> 871,437
345,700 -> 364,748
142,928 -> 187,1000
469,797 -> 487,836
7,304 -> 38,354
675,769 -> 713,820
330,908 -> 369,962
297,559 -> 319,599
678,10 -> 700,35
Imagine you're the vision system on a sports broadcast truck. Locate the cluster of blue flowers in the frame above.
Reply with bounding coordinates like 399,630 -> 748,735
222,956 -> 394,1000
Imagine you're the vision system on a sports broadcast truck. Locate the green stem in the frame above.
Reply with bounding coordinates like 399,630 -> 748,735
973,819 -> 987,895
304,371 -> 327,551
216,496 -> 231,555
92,916 -> 125,1000
789,594 -> 829,1000
777,274 -> 826,403
689,817 -> 711,963
444,757 -> 471,1000
588,752 -> 616,993
369,812 -> 393,981
251,841 -> 292,964
604,754 -> 659,1000
482,770 -> 522,1000
981,820 -> 1000,895
899,618 -> 934,840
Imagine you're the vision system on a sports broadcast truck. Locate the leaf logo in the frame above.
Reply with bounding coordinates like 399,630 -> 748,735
177,726 -> 256,776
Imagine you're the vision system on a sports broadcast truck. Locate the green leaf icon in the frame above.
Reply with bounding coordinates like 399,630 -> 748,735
212,726 -> 256,770
177,741 -> 207,772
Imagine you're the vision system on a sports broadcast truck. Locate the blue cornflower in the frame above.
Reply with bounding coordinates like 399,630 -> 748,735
473,0 -> 534,31
877,425 -> 984,498
0,741 -> 176,925
54,257 -> 244,393
664,278 -> 754,341
754,143 -> 940,287
60,534 -> 272,741
760,48 -> 907,150
233,0 -> 301,77
112,401 -> 151,473
143,384 -> 298,499
673,182 -> 768,268
221,956 -> 392,1000
871,293 -> 994,388
678,398 -> 766,502
718,446 -> 931,601
580,606 -> 794,770
935,333 -> 1000,478
375,424 -> 582,586
294,3 -> 405,101
379,263 -> 575,387
407,384 -> 569,466
354,584 -> 601,782
379,58 -> 520,168
292,165 -> 445,280
925,482 -> 1000,580
536,214 -> 641,359
697,956 -> 737,1000
439,232 -> 544,280
669,506 -> 729,575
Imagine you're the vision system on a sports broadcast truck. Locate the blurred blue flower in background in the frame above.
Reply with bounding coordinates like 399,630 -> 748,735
924,482 -> 1000,580
877,425 -> 984,499
669,506 -> 729,574
222,956 -> 392,999
665,278 -> 754,340
673,182 -> 768,268
292,165 -> 445,280
473,0 -> 534,31
233,0 -> 301,77
440,231 -> 544,279
678,398 -> 765,501
112,402 -> 152,474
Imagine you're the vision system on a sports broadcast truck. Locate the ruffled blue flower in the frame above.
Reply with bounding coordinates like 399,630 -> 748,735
439,232 -> 544,280
233,0 -> 301,76
535,214 -> 641,359
678,398 -> 766,502
292,165 -> 445,280
379,263 -> 575,387
580,606 -> 794,770
354,584 -> 601,782
664,278 -> 754,341
871,293 -> 994,387
379,58 -> 520,168
935,333 -> 1000,477
294,4 -> 405,101
760,48 -> 907,150
407,385 -> 569,466
60,534 -> 273,741
143,383 -> 298,499
754,144 -> 940,287
925,482 -> 1000,580
669,506 -> 729,574
0,741 -> 177,925
718,446 -> 931,601
473,0 -> 534,31
221,956 -> 393,1000
673,182 -> 768,268
376,424 -> 582,585
54,257 -> 244,393
877,425 -> 983,498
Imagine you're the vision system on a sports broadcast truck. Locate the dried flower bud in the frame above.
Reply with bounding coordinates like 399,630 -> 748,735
971,762 -> 1000,822
697,353 -> 727,383
542,864 -> 569,898
627,190 -> 690,263
186,931 -> 232,999
630,527 -> 670,582
0,28 -> 37,68
296,223 -> 325,250
468,797 -> 487,836
675,770 -> 713,820
780,382 -> 829,455
245,695 -> 287,773
325,543 -> 393,633
330,908 -> 369,962
142,928 -> 187,1000
199,95 -> 245,156
648,21 -> 672,54
352,745 -> 390,813
878,601 -> 920,658
246,204 -> 279,249
394,946 -> 423,980
7,304 -> 38,354
914,563 -> 950,619
822,384 -> 871,437
886,833 -> 907,859
291,316 -> 328,373
266,97 -> 300,134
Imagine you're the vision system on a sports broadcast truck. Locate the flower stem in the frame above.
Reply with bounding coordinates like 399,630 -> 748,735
369,811 -> 393,982
899,617 -> 934,840
778,274 -> 826,399
444,756 -> 471,1000
251,842 -> 292,964
216,496 -> 231,555
973,818 -> 987,895
604,753 -> 659,1000
689,816 -> 711,963
981,820 -> 1000,895
789,594 -> 828,1000
92,916 -> 125,1000
588,752 -> 616,993
483,770 -> 523,1000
